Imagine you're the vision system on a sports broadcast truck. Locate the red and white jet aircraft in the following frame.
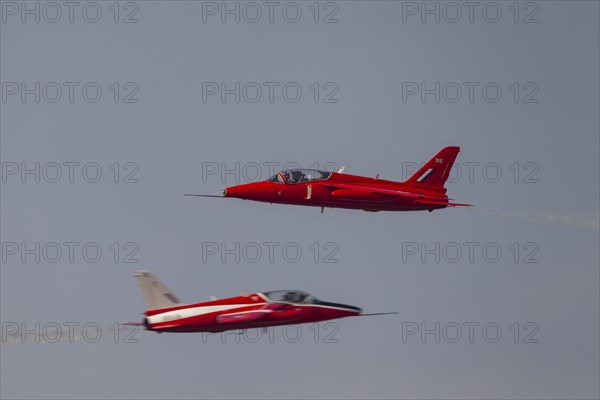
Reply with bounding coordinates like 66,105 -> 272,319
130,271 -> 394,333
187,146 -> 471,212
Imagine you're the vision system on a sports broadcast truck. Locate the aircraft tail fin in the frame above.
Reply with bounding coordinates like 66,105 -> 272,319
133,270 -> 183,311
405,146 -> 460,189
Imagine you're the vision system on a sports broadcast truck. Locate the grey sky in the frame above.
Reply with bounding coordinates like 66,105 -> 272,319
1,1 -> 599,399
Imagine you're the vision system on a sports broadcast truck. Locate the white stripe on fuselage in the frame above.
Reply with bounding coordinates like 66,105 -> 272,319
148,304 -> 256,325
148,298 -> 358,326
220,309 -> 274,316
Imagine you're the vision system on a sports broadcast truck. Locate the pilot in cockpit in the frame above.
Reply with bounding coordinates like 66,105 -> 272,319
283,291 -> 295,302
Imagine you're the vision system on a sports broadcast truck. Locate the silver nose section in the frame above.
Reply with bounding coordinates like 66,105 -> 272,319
222,189 -> 227,196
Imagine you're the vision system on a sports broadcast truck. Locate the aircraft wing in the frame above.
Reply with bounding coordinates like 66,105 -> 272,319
324,182 -> 472,206
326,182 -> 422,198
216,303 -> 286,324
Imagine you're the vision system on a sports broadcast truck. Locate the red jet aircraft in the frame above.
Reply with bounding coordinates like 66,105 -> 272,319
187,146 -> 470,212
129,271 -> 394,333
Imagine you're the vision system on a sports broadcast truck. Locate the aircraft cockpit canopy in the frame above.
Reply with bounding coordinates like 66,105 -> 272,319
267,169 -> 332,184
263,290 -> 316,304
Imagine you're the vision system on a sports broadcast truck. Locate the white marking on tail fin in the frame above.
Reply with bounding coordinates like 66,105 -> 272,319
416,168 -> 434,182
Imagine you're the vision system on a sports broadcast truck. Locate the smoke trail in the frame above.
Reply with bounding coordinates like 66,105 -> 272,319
478,209 -> 600,229
0,323 -> 139,345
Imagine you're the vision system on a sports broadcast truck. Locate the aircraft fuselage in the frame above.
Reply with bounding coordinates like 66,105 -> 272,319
143,292 -> 361,333
224,172 -> 449,212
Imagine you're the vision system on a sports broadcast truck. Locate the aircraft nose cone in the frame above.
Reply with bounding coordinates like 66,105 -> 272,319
337,303 -> 362,316
224,185 -> 240,198
350,305 -> 363,314
224,183 -> 258,200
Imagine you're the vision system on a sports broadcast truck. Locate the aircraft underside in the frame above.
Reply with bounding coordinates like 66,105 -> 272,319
272,199 -> 449,212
